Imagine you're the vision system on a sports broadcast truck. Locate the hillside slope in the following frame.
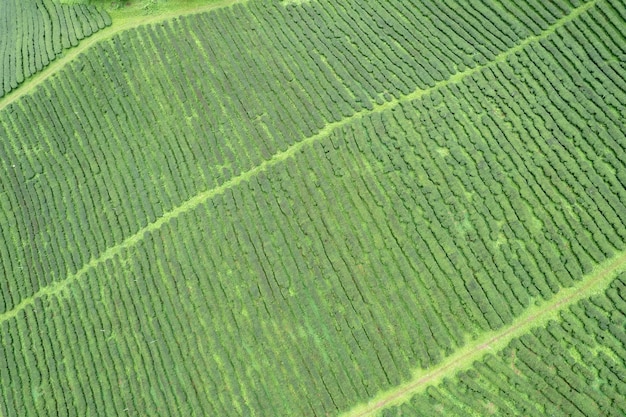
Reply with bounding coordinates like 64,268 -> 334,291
0,0 -> 625,415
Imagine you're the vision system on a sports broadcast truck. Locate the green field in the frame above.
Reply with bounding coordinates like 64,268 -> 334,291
0,0 -> 111,98
1,0 -> 625,415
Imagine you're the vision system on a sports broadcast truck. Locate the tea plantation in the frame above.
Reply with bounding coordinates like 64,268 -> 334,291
0,0 -> 110,97
0,0 -> 625,415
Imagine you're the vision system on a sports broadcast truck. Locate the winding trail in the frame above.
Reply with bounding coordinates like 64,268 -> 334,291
0,0 -> 248,113
0,0 -> 600,328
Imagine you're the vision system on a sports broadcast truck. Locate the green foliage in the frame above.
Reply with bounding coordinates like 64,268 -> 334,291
0,0 -> 625,415
389,273 -> 626,416
61,0 -> 225,16
0,0 -> 110,97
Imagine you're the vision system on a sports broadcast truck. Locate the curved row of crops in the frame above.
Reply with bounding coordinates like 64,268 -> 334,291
0,0 -> 110,98
382,272 -> 626,416
0,0 -> 625,415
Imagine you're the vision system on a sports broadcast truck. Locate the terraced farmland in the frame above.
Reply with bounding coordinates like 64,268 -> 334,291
0,0 -> 625,416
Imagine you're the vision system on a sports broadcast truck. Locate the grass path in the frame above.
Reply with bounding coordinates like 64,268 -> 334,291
341,250 -> 626,417
0,0 -> 600,325
0,0 -> 248,113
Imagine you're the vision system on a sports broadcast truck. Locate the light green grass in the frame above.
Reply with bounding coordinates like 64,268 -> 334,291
109,0 -> 225,21
60,0 -> 234,22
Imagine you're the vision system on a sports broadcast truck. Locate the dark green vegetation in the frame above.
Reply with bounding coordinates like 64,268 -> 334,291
383,272 -> 626,417
0,0 -> 111,97
61,0 -> 222,16
0,0 -> 625,415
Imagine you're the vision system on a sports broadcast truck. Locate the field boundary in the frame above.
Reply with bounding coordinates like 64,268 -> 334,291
0,0 -> 248,112
0,0 -> 599,326
341,250 -> 626,417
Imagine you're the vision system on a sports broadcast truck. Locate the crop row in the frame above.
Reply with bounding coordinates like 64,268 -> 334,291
382,272 -> 626,417
277,0 -> 542,96
0,0 -> 569,315
0,0 -> 110,97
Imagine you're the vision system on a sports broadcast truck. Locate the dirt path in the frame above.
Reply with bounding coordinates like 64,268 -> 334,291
0,0 -> 246,113
343,250 -> 626,417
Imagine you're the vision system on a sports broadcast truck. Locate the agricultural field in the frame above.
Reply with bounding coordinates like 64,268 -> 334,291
381,272 -> 626,416
0,0 -> 625,416
0,0 -> 111,98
